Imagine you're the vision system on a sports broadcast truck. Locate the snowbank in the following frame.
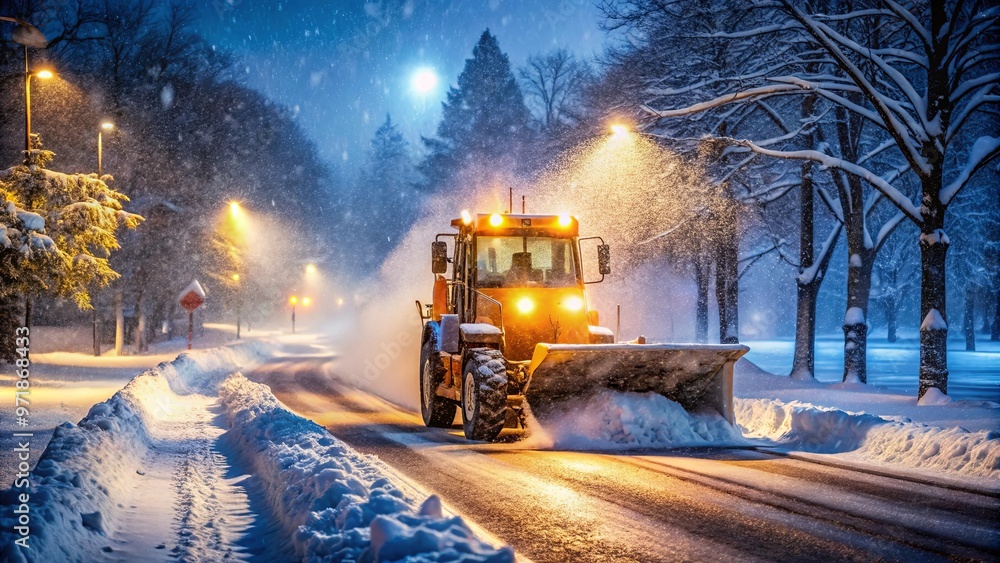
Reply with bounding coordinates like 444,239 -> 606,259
1,340 -> 512,562
735,398 -> 1000,482
0,340 -> 273,562
526,389 -> 748,450
218,373 -> 513,562
733,359 -> 1000,487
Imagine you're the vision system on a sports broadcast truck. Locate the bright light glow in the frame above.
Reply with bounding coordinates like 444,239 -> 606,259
460,209 -> 473,224
610,124 -> 629,136
232,274 -> 240,281
558,214 -> 572,227
101,122 -> 114,131
303,297 -> 312,306
336,297 -> 345,307
411,68 -> 438,94
289,296 -> 298,305
35,69 -> 53,79
516,297 -> 535,314
489,213 -> 503,227
305,263 -> 317,275
564,296 -> 584,311
229,201 -> 241,217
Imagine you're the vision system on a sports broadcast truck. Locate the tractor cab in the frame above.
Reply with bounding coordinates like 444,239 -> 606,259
432,213 -> 611,361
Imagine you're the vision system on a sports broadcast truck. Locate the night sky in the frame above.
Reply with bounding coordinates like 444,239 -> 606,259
194,0 -> 608,169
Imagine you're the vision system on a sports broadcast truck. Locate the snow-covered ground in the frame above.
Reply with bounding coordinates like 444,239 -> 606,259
1,338 -> 513,562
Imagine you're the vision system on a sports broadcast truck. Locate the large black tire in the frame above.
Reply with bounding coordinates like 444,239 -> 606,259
420,326 -> 456,428
461,348 -> 508,441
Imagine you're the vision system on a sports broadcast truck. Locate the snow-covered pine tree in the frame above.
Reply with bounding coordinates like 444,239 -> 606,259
0,138 -> 142,346
354,114 -> 417,267
419,30 -> 533,194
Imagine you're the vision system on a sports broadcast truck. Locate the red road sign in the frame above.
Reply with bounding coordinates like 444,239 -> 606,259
179,291 -> 203,312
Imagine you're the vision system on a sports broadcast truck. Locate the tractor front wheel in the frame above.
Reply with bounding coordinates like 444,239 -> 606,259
461,348 -> 508,441
420,327 -> 456,428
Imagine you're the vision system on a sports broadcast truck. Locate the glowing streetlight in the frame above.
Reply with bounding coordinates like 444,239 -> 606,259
303,297 -> 312,306
305,263 -> 317,275
289,295 -> 298,333
229,201 -> 242,217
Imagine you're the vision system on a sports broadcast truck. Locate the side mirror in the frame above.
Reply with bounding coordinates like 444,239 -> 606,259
598,244 -> 611,275
431,241 -> 448,274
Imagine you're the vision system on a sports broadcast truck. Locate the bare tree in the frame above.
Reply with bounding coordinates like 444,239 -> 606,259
520,49 -> 592,131
644,0 -> 1000,397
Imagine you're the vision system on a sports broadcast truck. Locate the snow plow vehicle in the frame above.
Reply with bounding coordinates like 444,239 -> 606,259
417,212 -> 748,441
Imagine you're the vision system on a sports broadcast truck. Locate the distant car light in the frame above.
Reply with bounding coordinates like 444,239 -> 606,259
516,297 -> 535,314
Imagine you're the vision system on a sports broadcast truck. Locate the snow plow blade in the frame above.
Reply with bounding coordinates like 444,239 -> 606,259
524,343 -> 749,424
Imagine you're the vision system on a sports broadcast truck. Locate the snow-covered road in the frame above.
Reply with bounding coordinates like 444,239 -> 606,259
246,354 -> 1000,562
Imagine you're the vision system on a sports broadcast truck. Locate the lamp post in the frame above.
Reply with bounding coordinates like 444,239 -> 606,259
1,17 -> 50,163
90,122 -> 114,356
98,121 -> 113,176
290,295 -> 298,333
233,273 -> 241,339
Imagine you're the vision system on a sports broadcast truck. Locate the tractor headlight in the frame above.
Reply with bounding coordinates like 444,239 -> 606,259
564,296 -> 584,311
516,297 -> 535,314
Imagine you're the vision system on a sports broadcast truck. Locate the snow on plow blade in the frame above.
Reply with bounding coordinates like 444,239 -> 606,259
524,343 -> 749,424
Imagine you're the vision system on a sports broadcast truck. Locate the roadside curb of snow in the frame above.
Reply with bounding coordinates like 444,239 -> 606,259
0,340 -> 274,563
217,372 -> 515,562
735,398 -> 1000,488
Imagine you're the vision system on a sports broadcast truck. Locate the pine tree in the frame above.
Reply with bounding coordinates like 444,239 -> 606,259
0,137 -> 142,360
420,30 -> 533,193
355,114 -> 416,264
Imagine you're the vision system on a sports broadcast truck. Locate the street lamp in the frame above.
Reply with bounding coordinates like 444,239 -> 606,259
2,17 -> 51,164
290,295 -> 298,333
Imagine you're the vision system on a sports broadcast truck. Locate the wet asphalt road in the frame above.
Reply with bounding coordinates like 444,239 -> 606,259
246,355 -> 1000,563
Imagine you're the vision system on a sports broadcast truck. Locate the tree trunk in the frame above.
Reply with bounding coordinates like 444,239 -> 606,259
715,204 -> 739,344
918,193 -> 949,398
841,171 -> 873,384
791,150 -> 817,379
964,283 -> 976,351
135,291 -> 147,353
992,290 -> 1000,341
917,0 -> 951,399
694,254 -> 709,343
842,251 -> 873,384
885,268 -> 898,343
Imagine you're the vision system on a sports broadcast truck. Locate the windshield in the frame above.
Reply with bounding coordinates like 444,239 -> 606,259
475,236 -> 578,288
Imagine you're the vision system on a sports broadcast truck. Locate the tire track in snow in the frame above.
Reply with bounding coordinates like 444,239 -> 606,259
106,394 -> 282,561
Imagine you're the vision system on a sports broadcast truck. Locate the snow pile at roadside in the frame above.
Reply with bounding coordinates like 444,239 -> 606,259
735,398 -> 1000,480
527,389 -> 748,450
218,373 -> 514,562
0,340 -> 273,563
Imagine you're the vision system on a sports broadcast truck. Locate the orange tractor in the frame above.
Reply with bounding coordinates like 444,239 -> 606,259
417,212 -> 748,441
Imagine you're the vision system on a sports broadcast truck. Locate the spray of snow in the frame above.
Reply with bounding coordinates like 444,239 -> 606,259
525,390 -> 748,450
